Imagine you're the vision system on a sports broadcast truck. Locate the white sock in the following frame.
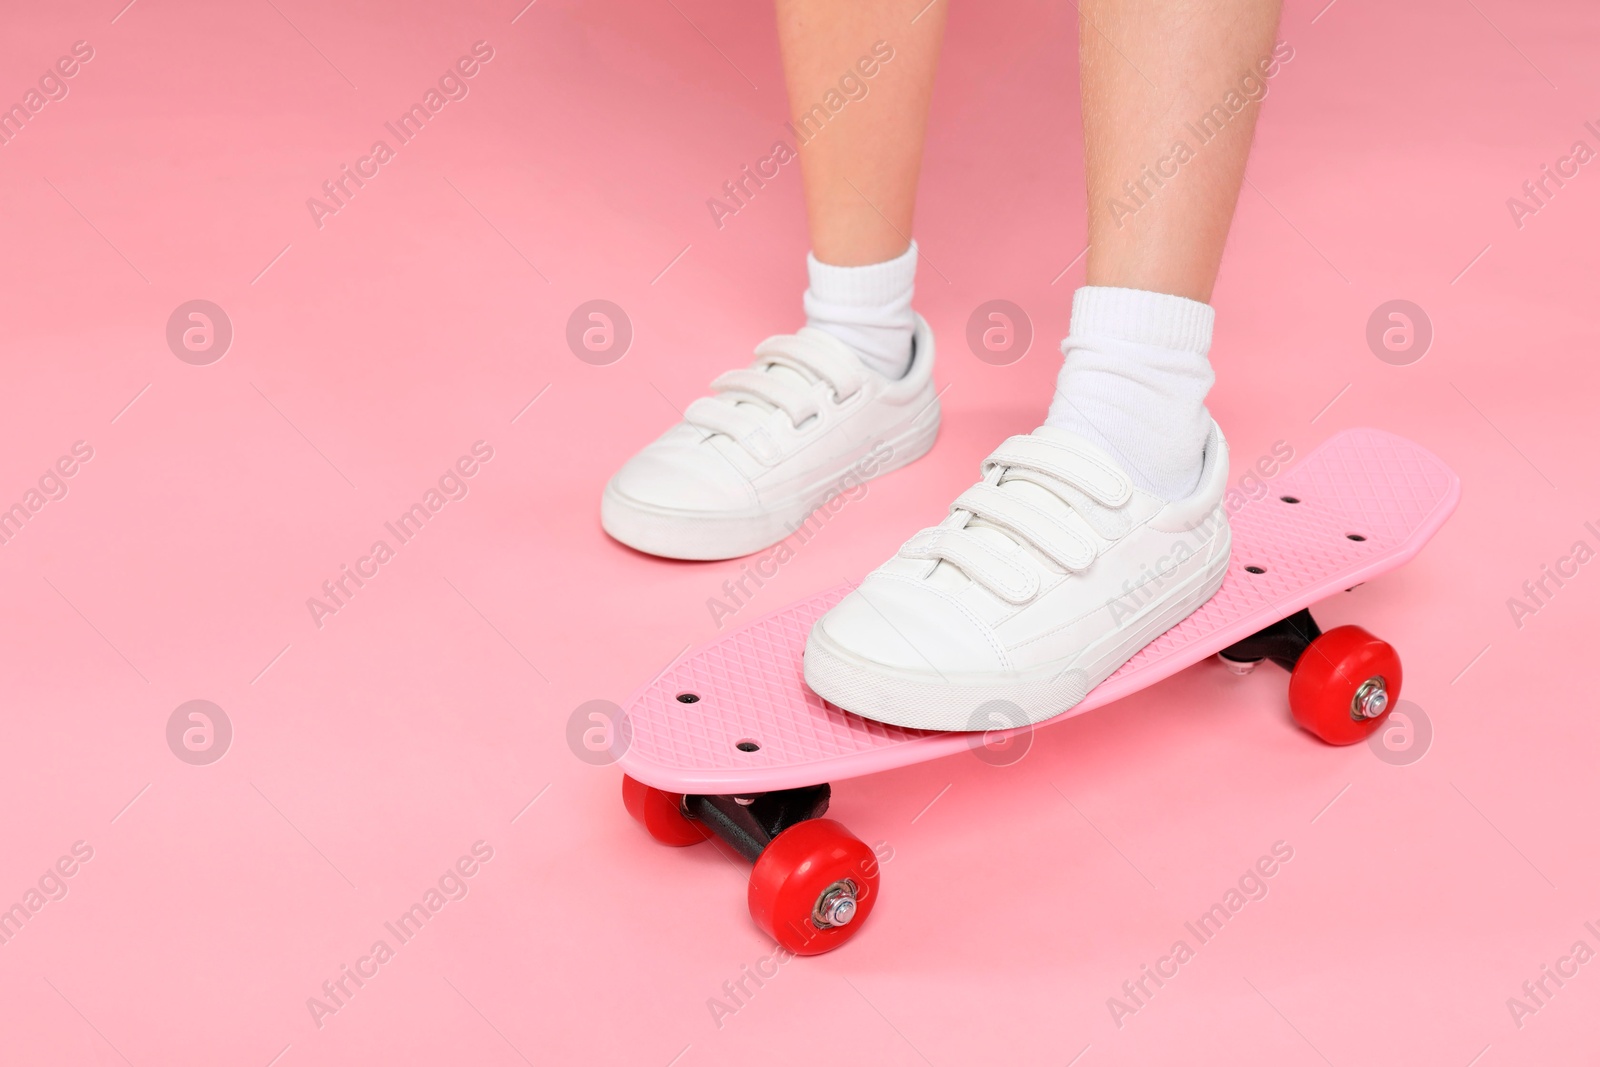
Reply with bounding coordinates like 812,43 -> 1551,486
1044,285 -> 1216,501
803,242 -> 917,379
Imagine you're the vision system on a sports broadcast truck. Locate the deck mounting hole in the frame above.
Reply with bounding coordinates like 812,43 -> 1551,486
676,692 -> 700,704
1346,533 -> 1367,542
1245,565 -> 1266,575
736,740 -> 761,753
1280,495 -> 1301,504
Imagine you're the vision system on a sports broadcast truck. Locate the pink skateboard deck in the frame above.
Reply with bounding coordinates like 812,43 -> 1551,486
619,428 -> 1460,794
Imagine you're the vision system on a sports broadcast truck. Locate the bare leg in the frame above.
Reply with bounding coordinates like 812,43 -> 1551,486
775,0 -> 948,266
1081,0 -> 1284,302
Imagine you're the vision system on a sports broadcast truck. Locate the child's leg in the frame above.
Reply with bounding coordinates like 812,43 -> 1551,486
777,0 -> 946,268
1046,0 -> 1283,501
806,0 -> 1287,728
600,1 -> 948,560
778,0 -> 947,377
1082,0 -> 1283,302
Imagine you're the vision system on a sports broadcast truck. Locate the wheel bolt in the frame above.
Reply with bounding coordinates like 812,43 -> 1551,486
1351,677 -> 1389,720
814,882 -> 858,928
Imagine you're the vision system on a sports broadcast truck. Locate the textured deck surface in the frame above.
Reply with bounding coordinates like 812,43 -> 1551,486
619,429 -> 1460,791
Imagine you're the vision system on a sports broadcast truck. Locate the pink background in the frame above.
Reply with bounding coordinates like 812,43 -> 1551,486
1,0 -> 1596,1064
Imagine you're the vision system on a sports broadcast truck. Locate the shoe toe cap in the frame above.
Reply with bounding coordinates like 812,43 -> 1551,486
813,579 -> 1003,674
608,440 -> 757,514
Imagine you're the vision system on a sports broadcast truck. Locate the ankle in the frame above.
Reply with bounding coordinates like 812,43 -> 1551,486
803,243 -> 918,379
1045,285 -> 1215,501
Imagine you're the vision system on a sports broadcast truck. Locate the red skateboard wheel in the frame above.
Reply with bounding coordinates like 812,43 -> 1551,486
621,775 -> 710,846
748,818 -> 879,955
1288,625 -> 1402,745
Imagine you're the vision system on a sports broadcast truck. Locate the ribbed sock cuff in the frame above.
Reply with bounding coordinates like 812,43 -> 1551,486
806,242 -> 918,307
1069,285 -> 1214,354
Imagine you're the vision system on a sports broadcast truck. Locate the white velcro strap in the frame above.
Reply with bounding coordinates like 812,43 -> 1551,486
953,484 -> 1096,571
899,527 -> 1039,604
982,436 -> 1133,507
684,398 -> 781,464
709,368 -> 818,424
754,332 -> 867,401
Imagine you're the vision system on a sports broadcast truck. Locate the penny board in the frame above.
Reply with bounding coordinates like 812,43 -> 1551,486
618,428 -> 1460,793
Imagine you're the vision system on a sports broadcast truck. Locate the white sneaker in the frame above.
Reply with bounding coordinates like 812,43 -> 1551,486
804,421 -> 1231,730
601,316 -> 940,560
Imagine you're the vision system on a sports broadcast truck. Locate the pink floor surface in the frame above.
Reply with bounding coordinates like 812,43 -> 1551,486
2,1 -> 1597,1064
